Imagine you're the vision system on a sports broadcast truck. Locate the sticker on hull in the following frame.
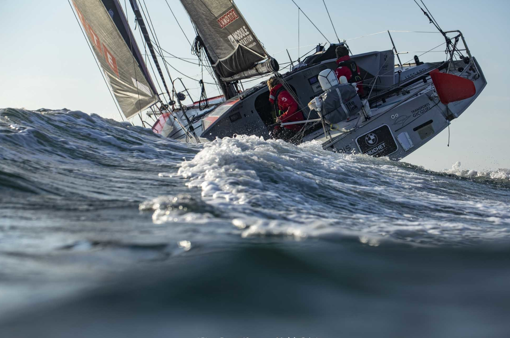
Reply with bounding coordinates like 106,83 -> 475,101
356,125 -> 398,157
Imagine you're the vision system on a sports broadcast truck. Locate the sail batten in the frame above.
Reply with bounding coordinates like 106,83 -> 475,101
179,0 -> 271,81
72,0 -> 158,119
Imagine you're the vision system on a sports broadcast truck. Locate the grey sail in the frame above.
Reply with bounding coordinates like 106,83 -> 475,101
72,0 -> 159,119
179,0 -> 272,81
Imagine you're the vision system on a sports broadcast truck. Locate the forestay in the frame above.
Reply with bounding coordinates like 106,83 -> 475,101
72,0 -> 159,119
179,0 -> 269,80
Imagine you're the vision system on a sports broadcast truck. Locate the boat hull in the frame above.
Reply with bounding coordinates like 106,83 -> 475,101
158,53 -> 486,162
325,58 -> 486,160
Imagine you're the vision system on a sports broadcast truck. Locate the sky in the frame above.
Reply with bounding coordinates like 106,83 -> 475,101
0,0 -> 509,172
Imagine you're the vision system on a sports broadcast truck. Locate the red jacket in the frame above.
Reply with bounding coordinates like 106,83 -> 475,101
335,56 -> 364,95
269,84 -> 304,131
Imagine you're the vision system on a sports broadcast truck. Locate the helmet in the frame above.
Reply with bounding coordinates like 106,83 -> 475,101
318,69 -> 339,91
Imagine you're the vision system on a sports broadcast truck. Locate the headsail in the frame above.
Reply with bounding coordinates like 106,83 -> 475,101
180,0 -> 275,82
72,0 -> 159,119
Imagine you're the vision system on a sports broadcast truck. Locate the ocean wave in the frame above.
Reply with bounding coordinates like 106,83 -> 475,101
446,161 -> 510,181
1,108 -> 509,247
173,135 -> 510,246
0,108 -> 197,198
0,108 -> 198,162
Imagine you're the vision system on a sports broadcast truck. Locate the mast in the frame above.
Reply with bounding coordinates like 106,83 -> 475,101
129,0 -> 200,142
129,0 -> 172,101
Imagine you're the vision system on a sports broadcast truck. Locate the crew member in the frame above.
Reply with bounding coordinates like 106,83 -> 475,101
335,45 -> 364,96
267,77 -> 304,139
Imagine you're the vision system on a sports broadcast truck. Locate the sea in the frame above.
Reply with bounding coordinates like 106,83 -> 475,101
0,108 -> 509,338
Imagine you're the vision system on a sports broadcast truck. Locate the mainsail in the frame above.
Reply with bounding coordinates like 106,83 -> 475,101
179,0 -> 275,82
72,0 -> 159,119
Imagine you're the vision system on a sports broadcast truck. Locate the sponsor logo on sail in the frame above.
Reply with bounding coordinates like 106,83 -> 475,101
72,1 -> 120,78
102,44 -> 119,77
227,26 -> 255,48
87,25 -> 102,52
218,9 -> 239,29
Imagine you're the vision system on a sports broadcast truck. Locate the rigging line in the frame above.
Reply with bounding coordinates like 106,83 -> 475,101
322,0 -> 341,44
447,123 -> 451,147
299,45 -> 320,61
413,0 -> 443,34
402,41 -> 446,64
161,57 -> 216,85
282,45 -> 319,70
139,29 -> 165,101
139,0 -> 170,65
346,30 -> 440,42
67,0 -> 125,122
143,29 -> 216,85
189,21 -> 222,94
138,1 -> 199,141
124,0 -> 146,123
200,53 -> 222,95
163,0 -> 192,46
140,0 -> 163,48
137,0 -> 176,93
420,0 -> 442,31
367,53 -> 392,100
157,46 -> 214,68
125,0 -> 145,119
191,23 -> 222,93
159,54 -> 196,61
140,1 -> 217,96
130,0 -> 172,101
143,53 -> 202,66
290,0 -> 331,44
389,30 -> 440,34
298,8 -> 300,63
138,1 -> 171,75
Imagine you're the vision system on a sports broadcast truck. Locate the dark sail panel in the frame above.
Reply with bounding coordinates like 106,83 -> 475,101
180,0 -> 269,80
72,0 -> 158,119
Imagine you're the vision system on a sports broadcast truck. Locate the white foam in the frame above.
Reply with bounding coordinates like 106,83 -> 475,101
446,161 -> 510,181
172,136 -> 510,245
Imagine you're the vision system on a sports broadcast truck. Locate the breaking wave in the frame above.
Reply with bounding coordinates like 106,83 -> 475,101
1,108 -> 508,247
170,135 -> 510,246
1,108 -> 510,337
446,161 -> 510,181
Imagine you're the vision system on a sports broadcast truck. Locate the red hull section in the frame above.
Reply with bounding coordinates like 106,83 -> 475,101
152,113 -> 171,135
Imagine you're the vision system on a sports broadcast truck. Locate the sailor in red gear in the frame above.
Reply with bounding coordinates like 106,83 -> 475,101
268,77 -> 304,132
334,45 -> 365,96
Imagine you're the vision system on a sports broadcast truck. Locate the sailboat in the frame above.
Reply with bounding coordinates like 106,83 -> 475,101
70,0 -> 487,161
